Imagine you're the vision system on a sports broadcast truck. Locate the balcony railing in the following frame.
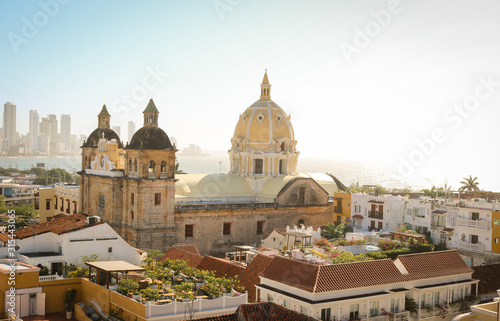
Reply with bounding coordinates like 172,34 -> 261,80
368,211 -> 383,219
361,311 -> 409,321
334,206 -> 343,214
458,241 -> 484,253
456,218 -> 489,230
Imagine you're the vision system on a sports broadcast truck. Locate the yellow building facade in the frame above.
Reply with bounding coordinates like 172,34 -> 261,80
492,211 -> 500,253
333,191 -> 351,224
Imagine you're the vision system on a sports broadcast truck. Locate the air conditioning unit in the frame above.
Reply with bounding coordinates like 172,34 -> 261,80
87,216 -> 101,225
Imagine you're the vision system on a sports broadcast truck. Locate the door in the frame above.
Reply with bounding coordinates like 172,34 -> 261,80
378,222 -> 383,230
371,221 -> 375,228
36,293 -> 46,316
15,294 -> 29,317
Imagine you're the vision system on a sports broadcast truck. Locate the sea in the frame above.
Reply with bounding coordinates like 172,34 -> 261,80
0,151 -> 442,191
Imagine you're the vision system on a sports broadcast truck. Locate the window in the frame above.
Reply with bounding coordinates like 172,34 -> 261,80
391,298 -> 399,313
46,200 -> 50,210
148,160 -> 156,173
257,221 -> 264,235
155,193 -> 161,206
299,187 -> 306,205
494,238 -> 499,244
336,215 -> 342,224
433,291 -> 440,306
465,287 -> 469,297
378,222 -> 383,230
370,301 -> 379,317
437,215 -> 446,227
420,294 -> 425,308
471,212 -> 480,221
254,159 -> 263,174
350,303 -> 359,319
185,224 -> 194,238
161,161 -> 167,173
283,299 -> 289,308
134,160 -> 137,172
321,308 -> 331,321
493,219 -> 499,225
131,193 -> 134,205
298,219 -> 305,226
471,234 -> 479,244
279,159 -> 286,174
355,205 -> 361,213
57,245 -> 62,255
223,222 -> 231,236
108,247 -> 112,253
300,306 -> 308,315
128,159 -> 132,171
267,294 -> 273,302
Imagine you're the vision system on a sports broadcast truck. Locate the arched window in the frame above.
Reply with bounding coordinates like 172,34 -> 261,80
161,161 -> 167,172
134,159 -> 137,172
281,142 -> 285,151
131,210 -> 134,220
148,160 -> 156,172
128,159 -> 132,171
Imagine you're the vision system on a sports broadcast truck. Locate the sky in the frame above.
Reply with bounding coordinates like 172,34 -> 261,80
1,0 -> 500,191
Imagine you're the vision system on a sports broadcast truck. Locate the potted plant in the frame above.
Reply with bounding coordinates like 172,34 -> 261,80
140,288 -> 160,303
64,288 -> 77,319
117,278 -> 139,297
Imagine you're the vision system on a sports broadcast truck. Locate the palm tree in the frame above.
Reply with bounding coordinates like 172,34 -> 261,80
175,162 -> 186,174
459,175 -> 479,197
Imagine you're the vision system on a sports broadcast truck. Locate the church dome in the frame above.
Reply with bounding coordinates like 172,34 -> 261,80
83,128 -> 123,148
233,71 -> 294,143
233,99 -> 294,143
126,99 -> 173,150
82,105 -> 123,148
127,126 -> 173,150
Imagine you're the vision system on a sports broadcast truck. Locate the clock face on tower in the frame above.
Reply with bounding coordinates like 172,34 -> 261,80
100,155 -> 105,168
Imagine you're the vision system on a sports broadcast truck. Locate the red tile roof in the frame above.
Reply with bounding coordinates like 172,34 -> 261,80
0,213 -> 91,243
239,254 -> 274,302
197,256 -> 245,278
174,244 -> 201,256
472,263 -> 500,296
160,246 -> 203,268
261,250 -> 473,293
395,250 -> 473,278
192,302 -> 318,321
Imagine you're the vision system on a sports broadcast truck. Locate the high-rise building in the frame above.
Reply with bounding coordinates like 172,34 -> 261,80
40,114 -> 58,154
112,126 -> 121,139
127,121 -> 135,143
3,102 -> 16,151
29,110 -> 39,152
60,114 -> 71,154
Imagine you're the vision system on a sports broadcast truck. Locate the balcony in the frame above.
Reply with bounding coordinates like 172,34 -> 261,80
368,211 -> 383,219
334,206 -> 343,214
458,241 -> 484,253
456,218 -> 489,230
361,311 -> 409,321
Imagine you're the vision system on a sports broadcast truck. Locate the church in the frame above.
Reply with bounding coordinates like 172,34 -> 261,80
79,71 -> 346,255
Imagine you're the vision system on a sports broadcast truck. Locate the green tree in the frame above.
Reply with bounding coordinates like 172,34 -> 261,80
175,162 -> 186,174
459,175 -> 480,196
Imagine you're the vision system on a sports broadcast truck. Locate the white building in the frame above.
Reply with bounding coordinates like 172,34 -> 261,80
3,102 -> 16,151
351,194 -> 407,232
257,250 -> 478,321
261,225 -> 322,250
0,213 -> 142,275
29,110 -> 39,152
60,114 -> 71,154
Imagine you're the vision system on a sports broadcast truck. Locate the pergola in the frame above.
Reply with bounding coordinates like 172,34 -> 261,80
234,245 -> 255,264
285,230 -> 313,249
86,261 -> 144,289
390,231 -> 426,243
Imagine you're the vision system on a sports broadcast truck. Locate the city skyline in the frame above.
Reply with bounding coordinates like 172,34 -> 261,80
1,1 -> 500,190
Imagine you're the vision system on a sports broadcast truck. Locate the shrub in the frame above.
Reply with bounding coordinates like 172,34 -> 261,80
409,242 -> 434,253
117,278 -> 139,296
377,239 -> 400,251
365,251 -> 388,260
334,238 -> 367,246
382,248 -> 411,259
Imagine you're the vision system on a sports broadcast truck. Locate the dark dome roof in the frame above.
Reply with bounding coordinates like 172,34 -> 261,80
82,128 -> 123,148
127,127 -> 173,150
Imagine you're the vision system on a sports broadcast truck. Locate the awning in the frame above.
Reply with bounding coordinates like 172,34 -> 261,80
443,228 -> 454,232
352,214 -> 364,219
432,210 -> 447,214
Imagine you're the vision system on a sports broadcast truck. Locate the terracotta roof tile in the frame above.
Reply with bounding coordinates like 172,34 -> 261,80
472,263 -> 500,295
160,246 -> 203,268
173,244 -> 201,256
260,256 -> 319,292
197,256 -> 245,278
261,250 -> 473,293
315,259 -> 403,292
396,250 -> 473,278
239,254 -> 274,302
0,213 -> 91,243
192,302 -> 318,321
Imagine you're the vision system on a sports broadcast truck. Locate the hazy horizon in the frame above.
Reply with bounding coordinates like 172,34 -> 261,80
1,1 -> 499,190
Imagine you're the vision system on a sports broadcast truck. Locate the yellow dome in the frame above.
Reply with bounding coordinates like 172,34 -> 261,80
233,99 -> 294,143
